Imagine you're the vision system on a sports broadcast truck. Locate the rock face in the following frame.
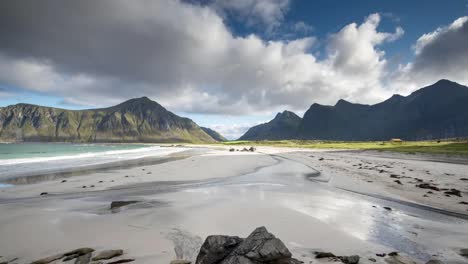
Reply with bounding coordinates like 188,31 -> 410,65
239,111 -> 301,141
195,226 -> 302,264
0,97 -> 215,143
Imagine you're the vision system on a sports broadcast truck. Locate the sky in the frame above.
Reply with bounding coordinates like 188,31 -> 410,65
0,0 -> 467,139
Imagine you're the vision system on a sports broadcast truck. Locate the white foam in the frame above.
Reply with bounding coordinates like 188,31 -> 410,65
0,146 -> 188,180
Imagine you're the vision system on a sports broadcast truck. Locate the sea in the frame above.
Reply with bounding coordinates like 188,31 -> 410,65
0,142 -> 186,186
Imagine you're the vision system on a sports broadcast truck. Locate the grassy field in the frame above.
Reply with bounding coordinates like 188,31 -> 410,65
217,140 -> 468,155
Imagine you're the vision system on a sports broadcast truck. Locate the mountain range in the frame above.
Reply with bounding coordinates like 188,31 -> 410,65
240,80 -> 468,141
0,97 -> 221,143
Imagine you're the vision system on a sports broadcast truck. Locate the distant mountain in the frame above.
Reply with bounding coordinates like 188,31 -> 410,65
239,111 -> 301,140
0,97 -> 216,143
239,80 -> 468,141
201,127 -> 227,142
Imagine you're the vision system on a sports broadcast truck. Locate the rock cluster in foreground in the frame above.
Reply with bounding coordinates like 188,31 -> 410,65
29,248 -> 131,264
195,226 -> 301,264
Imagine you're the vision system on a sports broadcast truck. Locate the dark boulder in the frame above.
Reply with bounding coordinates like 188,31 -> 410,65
195,226 -> 302,264
107,259 -> 135,264
196,235 -> 243,264
110,201 -> 139,210
339,255 -> 359,264
315,252 -> 335,258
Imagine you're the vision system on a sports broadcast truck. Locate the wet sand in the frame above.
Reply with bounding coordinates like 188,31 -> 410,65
0,147 -> 467,264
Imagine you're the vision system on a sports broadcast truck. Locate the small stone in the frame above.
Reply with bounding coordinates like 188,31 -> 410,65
75,253 -> 92,264
318,158 -> 324,161
98,181 -> 103,183
64,248 -> 95,257
426,259 -> 444,264
368,258 -> 377,262
339,255 -> 359,264
63,254 -> 80,261
444,189 -> 462,197
31,254 -> 65,264
394,180 -> 403,185
315,252 -> 335,258
92,250 -> 123,261
106,259 -> 134,264
383,207 -> 392,211
388,252 -> 398,257
61,180 -> 67,183
40,192 -> 48,196
416,183 -> 440,191
110,201 -> 139,210
376,253 -> 386,257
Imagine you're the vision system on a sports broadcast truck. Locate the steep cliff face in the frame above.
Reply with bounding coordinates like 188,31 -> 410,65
0,97 -> 215,143
298,79 -> 468,140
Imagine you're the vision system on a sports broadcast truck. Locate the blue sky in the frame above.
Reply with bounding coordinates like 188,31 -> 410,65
1,0 -> 468,139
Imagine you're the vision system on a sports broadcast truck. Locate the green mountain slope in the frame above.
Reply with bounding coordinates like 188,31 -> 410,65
201,127 -> 227,141
0,97 -> 215,143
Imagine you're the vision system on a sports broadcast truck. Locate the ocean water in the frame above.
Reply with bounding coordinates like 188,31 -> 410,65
0,143 -> 186,183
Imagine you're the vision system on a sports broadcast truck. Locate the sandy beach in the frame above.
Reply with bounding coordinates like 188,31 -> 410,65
1,146 -> 468,264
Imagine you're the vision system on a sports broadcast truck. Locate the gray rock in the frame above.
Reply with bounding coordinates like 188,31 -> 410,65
106,259 -> 134,264
426,259 -> 444,264
62,248 -> 95,262
196,235 -> 243,264
460,248 -> 468,258
75,253 -> 92,264
224,226 -> 291,263
92,250 -> 123,261
314,252 -> 336,258
195,227 -> 300,264
64,248 -> 94,257
110,201 -> 139,210
339,255 -> 359,264
63,254 -> 80,262
31,254 -> 65,264
220,255 -> 256,264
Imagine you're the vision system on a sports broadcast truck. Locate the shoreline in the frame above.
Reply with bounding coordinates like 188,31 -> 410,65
0,146 -> 467,264
2,149 -> 198,185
